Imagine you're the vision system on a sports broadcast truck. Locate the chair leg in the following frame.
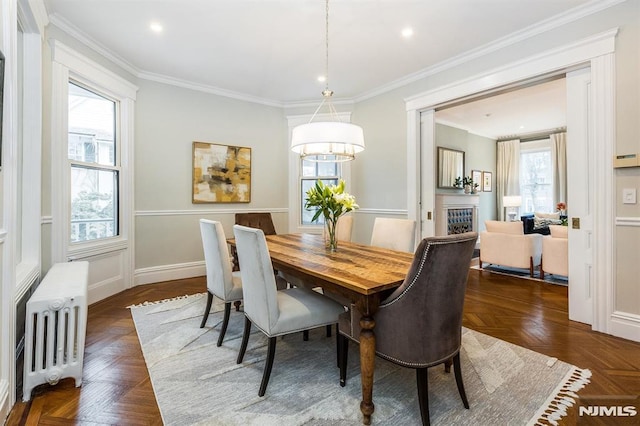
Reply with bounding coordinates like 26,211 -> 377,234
453,352 -> 470,409
258,336 -> 277,397
326,324 -> 332,337
339,334 -> 349,387
233,300 -> 241,312
199,291 -> 214,328
303,330 -> 309,341
444,357 -> 452,373
416,368 -> 430,426
236,316 -> 252,364
529,256 -> 534,277
336,325 -> 340,368
216,302 -> 232,347
540,256 -> 545,280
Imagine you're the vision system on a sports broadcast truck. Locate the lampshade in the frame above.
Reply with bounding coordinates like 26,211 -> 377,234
290,0 -> 365,162
291,122 -> 365,162
503,195 -> 522,207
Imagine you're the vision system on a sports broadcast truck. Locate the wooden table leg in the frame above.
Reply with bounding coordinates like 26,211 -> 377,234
359,313 -> 376,425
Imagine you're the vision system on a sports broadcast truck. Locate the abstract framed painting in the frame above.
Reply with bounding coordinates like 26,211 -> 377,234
192,141 -> 251,203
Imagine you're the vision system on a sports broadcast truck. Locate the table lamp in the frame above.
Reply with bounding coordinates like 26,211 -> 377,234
503,195 -> 522,221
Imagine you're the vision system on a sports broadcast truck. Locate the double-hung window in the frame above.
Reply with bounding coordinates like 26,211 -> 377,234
519,139 -> 552,213
300,156 -> 341,225
68,82 -> 119,243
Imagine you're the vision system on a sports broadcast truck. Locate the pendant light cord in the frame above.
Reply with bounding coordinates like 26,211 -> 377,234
325,0 -> 330,94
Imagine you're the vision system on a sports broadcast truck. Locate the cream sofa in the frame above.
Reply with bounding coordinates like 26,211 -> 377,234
479,220 -> 543,277
540,225 -> 568,278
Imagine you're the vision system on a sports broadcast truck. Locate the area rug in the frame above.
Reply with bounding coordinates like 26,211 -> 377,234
130,293 -> 590,425
471,264 -> 569,286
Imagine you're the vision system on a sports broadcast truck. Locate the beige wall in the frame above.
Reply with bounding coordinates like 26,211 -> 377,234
434,124 -> 497,230
134,80 -> 287,270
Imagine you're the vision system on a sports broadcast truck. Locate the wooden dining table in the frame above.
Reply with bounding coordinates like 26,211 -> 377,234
246,233 -> 414,425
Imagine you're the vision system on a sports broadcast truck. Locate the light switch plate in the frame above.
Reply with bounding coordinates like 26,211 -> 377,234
623,188 -> 637,204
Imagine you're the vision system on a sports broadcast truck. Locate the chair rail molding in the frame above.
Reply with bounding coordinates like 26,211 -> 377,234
355,208 -> 407,216
135,207 -> 288,217
615,217 -> 640,227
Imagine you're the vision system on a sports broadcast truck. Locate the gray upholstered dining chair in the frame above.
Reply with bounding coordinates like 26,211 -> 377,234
199,219 -> 243,347
338,232 -> 478,426
233,225 -> 346,397
370,217 -> 416,252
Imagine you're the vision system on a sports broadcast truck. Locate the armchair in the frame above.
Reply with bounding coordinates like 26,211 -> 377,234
479,220 -> 542,277
337,232 -> 478,425
540,225 -> 568,279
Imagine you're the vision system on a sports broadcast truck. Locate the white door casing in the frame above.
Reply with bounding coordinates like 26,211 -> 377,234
566,67 -> 593,325
406,29 -> 619,337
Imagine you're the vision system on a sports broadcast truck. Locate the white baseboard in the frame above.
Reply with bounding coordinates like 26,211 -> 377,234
0,379 -> 10,424
88,278 -> 126,305
610,311 -> 640,343
134,261 -> 206,286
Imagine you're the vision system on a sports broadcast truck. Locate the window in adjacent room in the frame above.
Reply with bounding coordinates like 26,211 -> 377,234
300,156 -> 340,225
68,82 -> 119,242
519,139 -> 552,213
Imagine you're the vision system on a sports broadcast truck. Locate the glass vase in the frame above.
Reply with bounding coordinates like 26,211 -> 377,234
324,217 -> 338,252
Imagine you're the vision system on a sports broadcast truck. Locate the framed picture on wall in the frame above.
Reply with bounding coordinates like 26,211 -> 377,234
471,170 -> 482,192
192,141 -> 251,203
482,171 -> 492,192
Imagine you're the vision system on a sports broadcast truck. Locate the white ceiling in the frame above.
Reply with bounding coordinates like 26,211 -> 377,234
436,77 -> 567,140
43,0 -> 597,106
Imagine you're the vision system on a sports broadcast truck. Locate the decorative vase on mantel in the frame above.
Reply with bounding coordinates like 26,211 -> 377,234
464,185 -> 471,194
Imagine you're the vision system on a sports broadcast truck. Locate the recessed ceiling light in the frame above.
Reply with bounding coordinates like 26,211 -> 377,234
150,22 -> 163,33
401,27 -> 414,38
317,75 -> 326,83
519,125 -> 525,129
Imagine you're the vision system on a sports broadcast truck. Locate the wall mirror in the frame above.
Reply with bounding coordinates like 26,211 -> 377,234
437,147 -> 465,188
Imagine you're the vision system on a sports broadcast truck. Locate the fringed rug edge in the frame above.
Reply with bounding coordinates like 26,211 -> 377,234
127,292 -> 207,309
528,366 -> 592,426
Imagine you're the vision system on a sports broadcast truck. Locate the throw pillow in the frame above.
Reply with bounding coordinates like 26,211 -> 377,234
533,217 -> 562,229
534,211 -> 560,220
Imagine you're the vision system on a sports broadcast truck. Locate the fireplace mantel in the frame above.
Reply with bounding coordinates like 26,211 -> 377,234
435,194 -> 480,236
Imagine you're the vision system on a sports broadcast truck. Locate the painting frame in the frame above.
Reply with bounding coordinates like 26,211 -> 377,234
471,170 -> 482,192
192,141 -> 251,204
482,171 -> 492,192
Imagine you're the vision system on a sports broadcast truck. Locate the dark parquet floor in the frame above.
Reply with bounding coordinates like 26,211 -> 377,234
7,271 -> 640,425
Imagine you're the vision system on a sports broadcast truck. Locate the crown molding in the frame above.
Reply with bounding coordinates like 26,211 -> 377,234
435,119 -> 497,140
137,70 -> 284,108
47,0 -> 627,108
355,0 -> 628,103
48,13 -> 140,78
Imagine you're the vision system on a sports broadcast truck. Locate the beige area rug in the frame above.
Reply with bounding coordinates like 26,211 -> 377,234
130,293 -> 590,425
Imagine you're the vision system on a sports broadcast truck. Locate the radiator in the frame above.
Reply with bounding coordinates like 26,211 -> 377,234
23,261 -> 89,401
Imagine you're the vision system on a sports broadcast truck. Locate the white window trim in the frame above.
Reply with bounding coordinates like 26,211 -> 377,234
286,113 -> 352,234
50,40 -> 138,262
